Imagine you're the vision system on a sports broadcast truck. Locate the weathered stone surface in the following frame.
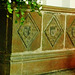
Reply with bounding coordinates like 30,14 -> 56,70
22,55 -> 75,75
42,12 -> 65,50
12,11 -> 41,52
10,63 -> 22,75
9,50 -> 74,75
1,5 -> 75,75
66,15 -> 75,48
41,69 -> 75,75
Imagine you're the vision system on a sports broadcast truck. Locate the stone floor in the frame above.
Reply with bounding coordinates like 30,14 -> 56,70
40,69 -> 75,75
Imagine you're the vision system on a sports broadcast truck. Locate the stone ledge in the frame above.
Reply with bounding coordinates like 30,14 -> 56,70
42,5 -> 75,13
10,49 -> 75,62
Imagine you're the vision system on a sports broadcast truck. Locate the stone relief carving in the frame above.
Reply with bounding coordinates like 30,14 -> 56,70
44,15 -> 63,47
17,13 -> 40,50
67,19 -> 75,46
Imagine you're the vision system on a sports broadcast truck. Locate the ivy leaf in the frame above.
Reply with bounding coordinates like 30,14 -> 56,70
30,5 -> 35,12
21,17 -> 25,21
7,8 -> 13,14
38,12 -> 42,16
21,11 -> 24,15
32,2 -> 37,6
28,1 -> 32,5
16,14 -> 20,18
20,22 -> 24,25
31,9 -> 35,12
37,4 -> 41,9
6,15 -> 9,18
7,2 -> 13,14
6,0 -> 42,25
15,20 -> 17,23
15,9 -> 19,12
16,0 -> 20,2
7,4 -> 11,8
7,1 -> 9,5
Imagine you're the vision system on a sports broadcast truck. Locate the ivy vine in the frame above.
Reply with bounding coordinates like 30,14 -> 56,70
6,0 -> 42,25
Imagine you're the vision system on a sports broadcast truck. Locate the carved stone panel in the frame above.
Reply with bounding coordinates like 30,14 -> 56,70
17,13 -> 40,50
43,12 -> 64,50
66,15 -> 75,48
12,12 -> 41,52
67,19 -> 75,46
44,15 -> 63,47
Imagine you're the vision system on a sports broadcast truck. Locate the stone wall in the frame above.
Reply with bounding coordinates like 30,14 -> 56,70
0,6 -> 75,75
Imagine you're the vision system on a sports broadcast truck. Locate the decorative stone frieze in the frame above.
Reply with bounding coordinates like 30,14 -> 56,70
17,13 -> 40,50
66,15 -> 75,48
0,6 -> 75,75
43,12 -> 64,50
12,12 -> 41,52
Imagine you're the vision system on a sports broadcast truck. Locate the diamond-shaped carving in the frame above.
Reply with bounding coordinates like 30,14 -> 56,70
67,19 -> 75,46
44,15 -> 63,47
17,13 -> 39,49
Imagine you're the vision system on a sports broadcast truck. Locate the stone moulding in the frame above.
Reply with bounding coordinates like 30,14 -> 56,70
42,5 -> 75,13
10,50 -> 75,63
10,50 -> 75,75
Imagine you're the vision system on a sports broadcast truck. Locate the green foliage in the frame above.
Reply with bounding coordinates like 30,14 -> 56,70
21,11 -> 24,15
6,0 -> 42,25
15,20 -> 17,23
7,2 -> 13,13
16,13 -> 20,18
6,15 -> 9,18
